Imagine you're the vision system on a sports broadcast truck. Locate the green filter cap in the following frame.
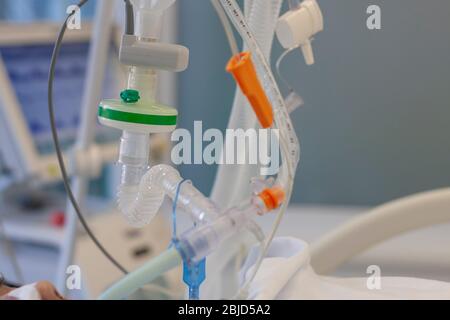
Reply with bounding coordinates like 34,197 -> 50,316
120,89 -> 140,103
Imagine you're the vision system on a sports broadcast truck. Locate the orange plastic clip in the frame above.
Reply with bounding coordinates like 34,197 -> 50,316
226,52 -> 274,128
258,186 -> 286,211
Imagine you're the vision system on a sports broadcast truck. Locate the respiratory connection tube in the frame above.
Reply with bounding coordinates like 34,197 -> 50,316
118,164 -> 220,227
177,200 -> 268,263
99,247 -> 182,300
98,196 -> 274,300
114,0 -> 204,227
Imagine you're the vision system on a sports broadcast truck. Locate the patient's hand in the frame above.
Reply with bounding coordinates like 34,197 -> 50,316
0,281 -> 64,300
0,284 -> 13,298
35,281 -> 65,300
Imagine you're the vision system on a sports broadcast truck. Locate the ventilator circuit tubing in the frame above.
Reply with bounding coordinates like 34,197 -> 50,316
118,164 -> 220,227
98,247 -> 182,300
310,188 -> 450,275
210,0 -> 239,57
207,0 -> 284,299
211,0 -> 284,208
218,0 -> 299,299
218,0 -> 299,188
99,199 -> 268,299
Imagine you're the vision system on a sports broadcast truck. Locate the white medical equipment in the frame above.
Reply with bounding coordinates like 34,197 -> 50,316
0,21 -> 137,292
46,0 -> 450,300
48,0 -> 181,295
0,23 -> 123,288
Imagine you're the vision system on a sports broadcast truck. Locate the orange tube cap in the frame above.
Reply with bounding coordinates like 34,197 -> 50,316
258,186 -> 286,211
226,52 -> 274,128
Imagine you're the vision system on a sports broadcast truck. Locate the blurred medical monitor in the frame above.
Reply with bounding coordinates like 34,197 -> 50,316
0,23 -> 123,183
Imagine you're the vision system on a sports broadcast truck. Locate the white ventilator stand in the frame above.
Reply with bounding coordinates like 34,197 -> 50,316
56,0 -> 116,294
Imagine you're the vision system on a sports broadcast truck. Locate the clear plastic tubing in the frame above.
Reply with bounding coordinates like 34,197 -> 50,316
118,164 -> 220,227
117,64 -> 221,227
177,201 -> 264,262
99,202 -> 265,300
98,247 -> 182,300
211,0 -> 239,57
210,0 -> 283,208
118,64 -> 157,186
219,0 -> 300,185
127,65 -> 158,102
119,131 -> 150,186
98,200 -> 262,300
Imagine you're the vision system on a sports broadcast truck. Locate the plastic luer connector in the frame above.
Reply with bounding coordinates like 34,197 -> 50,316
258,186 -> 286,211
177,202 -> 260,262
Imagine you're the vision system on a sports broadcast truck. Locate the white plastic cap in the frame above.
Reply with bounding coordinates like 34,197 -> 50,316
276,0 -> 323,65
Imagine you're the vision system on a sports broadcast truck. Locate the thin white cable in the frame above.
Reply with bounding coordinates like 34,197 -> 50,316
276,46 -> 300,93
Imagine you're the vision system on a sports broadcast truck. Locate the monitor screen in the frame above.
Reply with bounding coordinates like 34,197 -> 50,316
0,40 -> 120,156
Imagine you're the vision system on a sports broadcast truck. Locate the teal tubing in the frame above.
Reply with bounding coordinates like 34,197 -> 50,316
98,247 -> 183,300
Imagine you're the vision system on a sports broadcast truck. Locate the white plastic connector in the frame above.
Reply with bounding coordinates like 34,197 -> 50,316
120,35 -> 189,72
118,164 -> 219,227
119,131 -> 150,186
276,0 -> 323,65
284,91 -> 304,113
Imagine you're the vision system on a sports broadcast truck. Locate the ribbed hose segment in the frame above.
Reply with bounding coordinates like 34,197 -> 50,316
118,165 -> 178,227
118,164 -> 219,227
